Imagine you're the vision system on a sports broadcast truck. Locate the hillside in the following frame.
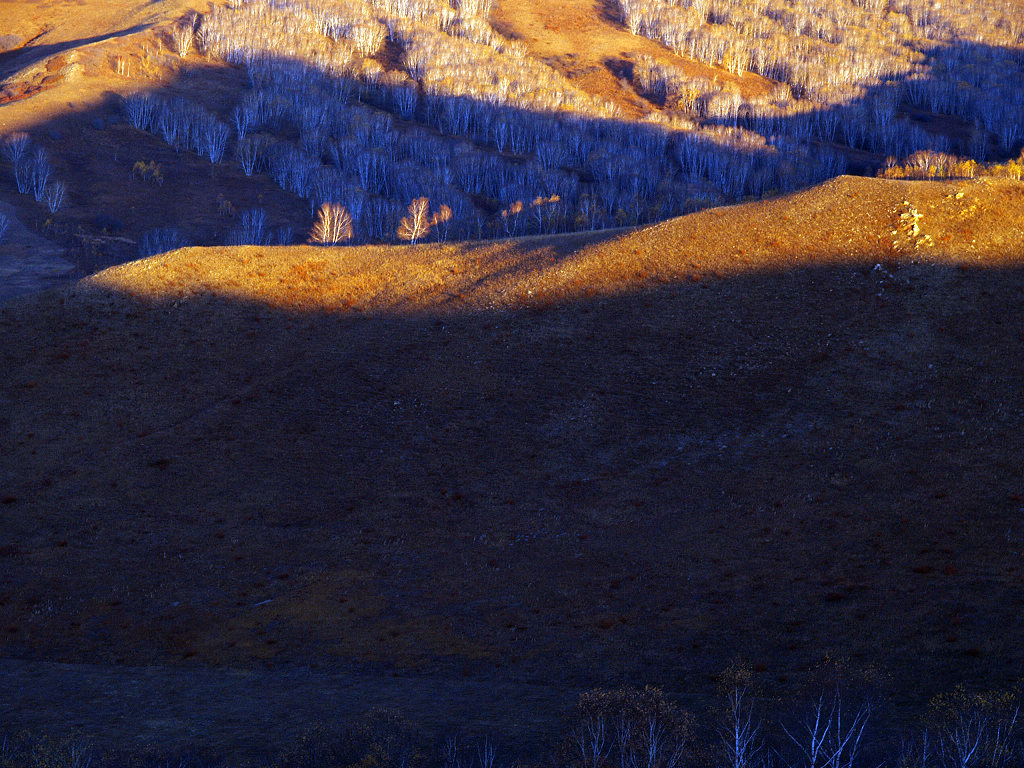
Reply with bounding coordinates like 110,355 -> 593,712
2,0 -> 1022,293
3,175 -> 1024,756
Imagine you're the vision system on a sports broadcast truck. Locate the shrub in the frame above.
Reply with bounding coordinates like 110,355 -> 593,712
132,160 -> 164,185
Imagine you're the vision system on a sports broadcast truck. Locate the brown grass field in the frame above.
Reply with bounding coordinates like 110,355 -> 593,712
3,173 -> 1024,755
3,0 -> 1024,759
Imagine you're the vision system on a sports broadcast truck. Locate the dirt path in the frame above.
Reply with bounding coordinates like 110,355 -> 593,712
490,0 -> 775,116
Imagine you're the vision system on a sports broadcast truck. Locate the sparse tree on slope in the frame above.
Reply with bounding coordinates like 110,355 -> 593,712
397,197 -> 451,243
309,202 -> 354,245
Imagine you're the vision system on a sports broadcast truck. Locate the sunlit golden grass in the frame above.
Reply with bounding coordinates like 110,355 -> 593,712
82,176 -> 1024,316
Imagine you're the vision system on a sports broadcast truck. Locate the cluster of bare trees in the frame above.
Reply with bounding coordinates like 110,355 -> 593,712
0,675 -> 1018,768
391,17 -> 615,116
617,0 -> 1024,164
2,132 -> 67,213
183,1 -> 845,239
105,0 -> 1022,254
121,95 -> 230,163
137,227 -> 190,257
880,148 -> 1024,180
224,207 -> 293,246
200,0 -> 366,77
616,0 -> 922,90
563,682 -> 1021,768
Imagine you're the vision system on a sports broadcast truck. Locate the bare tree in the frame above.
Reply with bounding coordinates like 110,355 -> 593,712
228,208 -> 269,245
236,136 -> 261,176
309,202 -> 354,245
443,735 -> 463,768
500,199 -> 524,236
932,693 -> 1020,768
781,691 -> 870,768
45,181 -> 67,213
199,118 -> 230,163
173,19 -> 195,57
719,687 -> 764,768
457,0 -> 494,16
572,711 -> 610,768
122,95 -> 155,130
397,197 -> 449,243
1,132 -> 31,164
29,149 -> 52,202
477,737 -> 497,768
14,156 -> 32,194
233,105 -> 250,140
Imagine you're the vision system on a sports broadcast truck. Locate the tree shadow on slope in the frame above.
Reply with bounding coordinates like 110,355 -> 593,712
3,37 -> 1021,276
0,26 -> 150,81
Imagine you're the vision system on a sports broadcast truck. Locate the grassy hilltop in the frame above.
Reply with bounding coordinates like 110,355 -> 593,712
1,0 -> 1024,762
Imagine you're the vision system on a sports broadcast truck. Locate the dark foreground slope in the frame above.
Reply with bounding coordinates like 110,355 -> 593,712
1,176 -> 1024,756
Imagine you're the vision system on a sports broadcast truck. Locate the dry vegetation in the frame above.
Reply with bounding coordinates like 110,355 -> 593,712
5,0 -> 1020,259
617,0 -> 1024,155
2,0 -> 1024,759
3,175 -> 1024,757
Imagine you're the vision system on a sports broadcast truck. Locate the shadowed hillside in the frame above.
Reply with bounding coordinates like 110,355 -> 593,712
2,176 -> 1024,756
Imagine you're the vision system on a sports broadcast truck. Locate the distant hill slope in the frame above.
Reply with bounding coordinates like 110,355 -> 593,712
489,0 -> 776,116
2,176 -> 1024,755
83,175 -> 1024,311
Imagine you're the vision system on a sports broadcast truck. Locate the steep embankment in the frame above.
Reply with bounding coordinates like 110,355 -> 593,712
2,176 -> 1024,756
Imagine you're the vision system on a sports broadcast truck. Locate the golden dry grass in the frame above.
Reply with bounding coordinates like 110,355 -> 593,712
83,175 -> 1024,311
491,0 -> 777,117
3,177 -> 1024,757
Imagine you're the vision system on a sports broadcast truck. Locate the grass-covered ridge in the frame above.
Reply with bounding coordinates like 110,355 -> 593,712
2,0 -> 1021,267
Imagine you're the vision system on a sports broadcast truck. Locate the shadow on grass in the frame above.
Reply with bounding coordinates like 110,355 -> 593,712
1,257 -> 1023,756
3,36 -> 1020,279
0,26 -> 149,80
